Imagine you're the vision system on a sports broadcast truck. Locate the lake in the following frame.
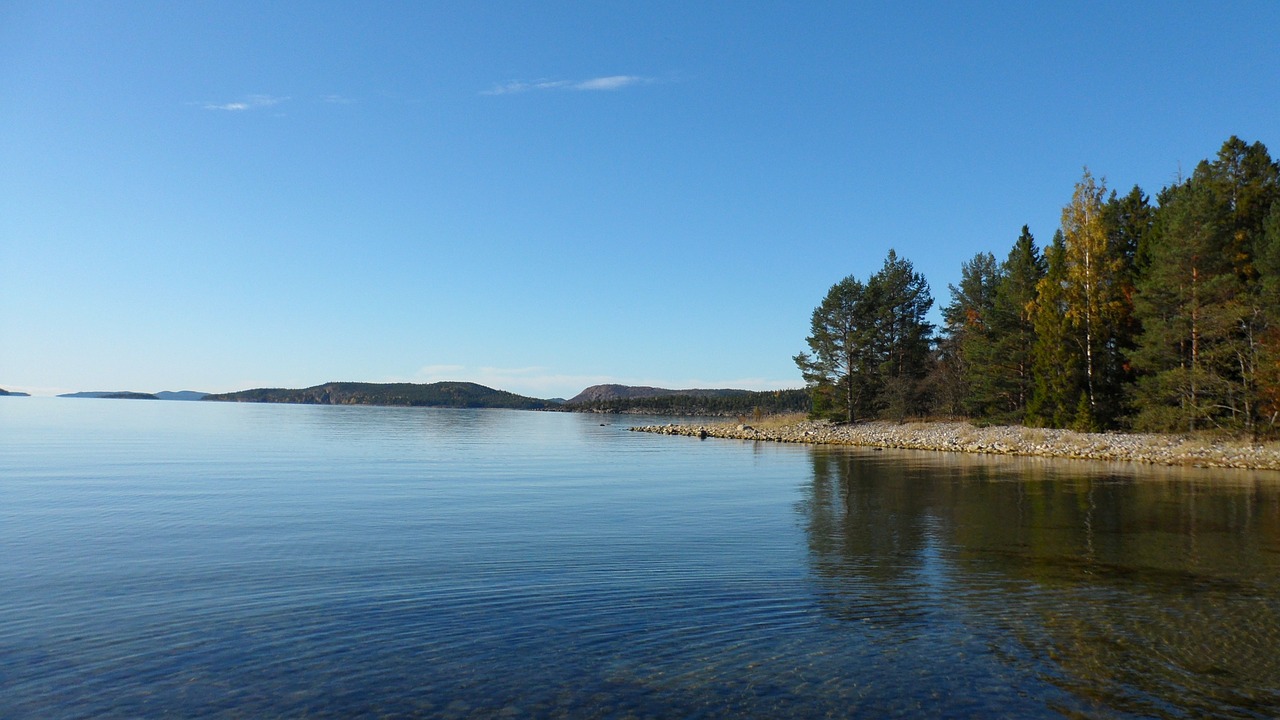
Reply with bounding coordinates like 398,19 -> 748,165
2,398 -> 1279,718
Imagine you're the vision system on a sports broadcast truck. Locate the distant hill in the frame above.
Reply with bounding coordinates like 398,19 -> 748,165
0,387 -> 31,397
58,390 -> 206,400
204,381 -> 558,410
155,391 -> 208,401
567,384 -> 756,404
564,384 -> 810,416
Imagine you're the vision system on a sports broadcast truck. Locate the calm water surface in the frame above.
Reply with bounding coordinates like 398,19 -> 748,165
2,398 -> 1279,718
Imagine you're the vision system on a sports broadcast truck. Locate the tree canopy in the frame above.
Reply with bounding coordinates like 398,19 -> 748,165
805,136 -> 1280,437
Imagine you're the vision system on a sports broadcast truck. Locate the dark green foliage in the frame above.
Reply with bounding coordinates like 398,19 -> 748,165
1131,138 -> 1280,435
802,135 -> 1280,437
988,226 -> 1046,422
941,251 -> 1000,417
1259,204 -> 1280,429
1107,185 -> 1155,280
1027,231 -> 1082,427
1131,178 -> 1231,431
866,251 -> 935,419
797,250 -> 933,422
941,227 -> 1046,425
795,275 -> 876,422
565,388 -> 811,416
205,381 -> 558,410
1098,186 -> 1150,423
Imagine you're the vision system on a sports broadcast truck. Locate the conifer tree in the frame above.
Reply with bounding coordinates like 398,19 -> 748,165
1027,231 -> 1082,427
1258,203 -> 1280,431
1131,178 -> 1234,431
1201,137 -> 1280,435
796,251 -> 934,423
795,276 -> 873,423
989,226 -> 1046,422
866,250 -> 935,420
942,252 -> 1001,418
1099,185 -> 1151,424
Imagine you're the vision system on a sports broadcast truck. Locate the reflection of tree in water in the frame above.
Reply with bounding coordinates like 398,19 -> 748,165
802,447 -> 1280,718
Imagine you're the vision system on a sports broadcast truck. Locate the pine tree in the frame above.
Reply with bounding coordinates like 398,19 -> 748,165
866,250 -> 935,420
1134,138 -> 1280,435
1131,178 -> 1233,431
795,276 -> 873,423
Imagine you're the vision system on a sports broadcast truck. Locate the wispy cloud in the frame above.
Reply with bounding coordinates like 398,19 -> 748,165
321,94 -> 357,105
573,75 -> 645,91
481,75 -> 651,96
201,94 -> 290,111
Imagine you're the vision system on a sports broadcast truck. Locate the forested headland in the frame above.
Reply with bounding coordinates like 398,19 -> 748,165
204,381 -> 556,410
564,388 -> 810,416
796,136 -> 1280,439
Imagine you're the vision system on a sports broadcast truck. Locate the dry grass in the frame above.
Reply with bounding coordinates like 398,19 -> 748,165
1018,427 -> 1047,444
722,412 -> 810,431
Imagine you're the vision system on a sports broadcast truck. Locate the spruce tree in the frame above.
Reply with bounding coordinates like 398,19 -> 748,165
989,226 -> 1046,423
1100,185 -> 1151,425
1028,231 -> 1082,427
942,252 -> 1001,419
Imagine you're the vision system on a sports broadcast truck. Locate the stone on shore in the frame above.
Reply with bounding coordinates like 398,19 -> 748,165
629,419 -> 1280,472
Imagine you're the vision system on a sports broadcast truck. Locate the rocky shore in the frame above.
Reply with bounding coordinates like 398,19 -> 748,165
631,419 -> 1280,471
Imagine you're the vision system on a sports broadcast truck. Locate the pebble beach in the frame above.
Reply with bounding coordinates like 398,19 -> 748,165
632,419 -> 1280,471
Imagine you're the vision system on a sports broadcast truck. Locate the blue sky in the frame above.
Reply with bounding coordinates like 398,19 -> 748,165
2,1 -> 1277,398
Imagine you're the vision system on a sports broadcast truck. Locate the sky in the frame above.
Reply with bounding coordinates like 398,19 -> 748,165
2,1 -> 1278,399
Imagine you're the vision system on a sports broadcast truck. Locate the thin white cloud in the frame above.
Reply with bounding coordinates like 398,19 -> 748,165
573,75 -> 645,91
321,94 -> 357,105
480,79 -> 569,96
481,75 -> 651,96
201,94 -> 290,111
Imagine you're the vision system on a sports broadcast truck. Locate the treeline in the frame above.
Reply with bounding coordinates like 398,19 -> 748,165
204,381 -> 557,410
798,136 -> 1280,438
565,389 -> 811,416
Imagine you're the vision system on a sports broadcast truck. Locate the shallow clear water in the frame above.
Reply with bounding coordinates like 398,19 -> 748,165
2,398 -> 1279,718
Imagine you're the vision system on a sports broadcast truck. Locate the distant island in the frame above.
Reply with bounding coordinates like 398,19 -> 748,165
0,387 -> 31,397
196,381 -> 809,416
203,381 -> 557,410
58,390 -> 208,401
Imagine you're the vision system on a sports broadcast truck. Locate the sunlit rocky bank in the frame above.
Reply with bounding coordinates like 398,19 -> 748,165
631,420 -> 1280,471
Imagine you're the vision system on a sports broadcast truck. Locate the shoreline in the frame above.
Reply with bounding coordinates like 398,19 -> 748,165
631,419 -> 1280,472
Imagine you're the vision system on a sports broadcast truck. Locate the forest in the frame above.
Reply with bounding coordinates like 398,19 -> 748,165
797,136 -> 1280,438
564,388 -> 811,416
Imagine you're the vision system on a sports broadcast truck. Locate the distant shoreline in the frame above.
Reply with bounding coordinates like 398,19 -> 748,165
632,419 -> 1280,472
